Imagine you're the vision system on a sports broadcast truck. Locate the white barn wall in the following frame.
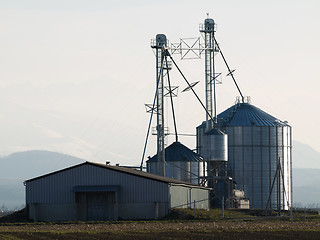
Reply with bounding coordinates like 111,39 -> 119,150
169,184 -> 209,210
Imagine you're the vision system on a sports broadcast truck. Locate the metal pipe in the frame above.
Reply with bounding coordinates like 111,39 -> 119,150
278,157 -> 281,216
212,34 -> 217,125
165,56 -> 178,142
222,196 -> 225,219
264,165 -> 279,214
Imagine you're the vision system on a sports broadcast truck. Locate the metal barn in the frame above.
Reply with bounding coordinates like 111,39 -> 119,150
25,162 -> 210,222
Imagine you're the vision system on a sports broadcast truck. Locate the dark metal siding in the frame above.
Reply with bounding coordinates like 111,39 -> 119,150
26,164 -> 169,204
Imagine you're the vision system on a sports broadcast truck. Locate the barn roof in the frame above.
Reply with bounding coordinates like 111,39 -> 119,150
25,161 -> 208,189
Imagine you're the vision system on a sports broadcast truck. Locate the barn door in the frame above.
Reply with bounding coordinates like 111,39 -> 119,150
87,192 -> 115,221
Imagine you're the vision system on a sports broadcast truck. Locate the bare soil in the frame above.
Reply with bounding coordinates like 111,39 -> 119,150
1,208 -> 319,239
0,221 -> 319,239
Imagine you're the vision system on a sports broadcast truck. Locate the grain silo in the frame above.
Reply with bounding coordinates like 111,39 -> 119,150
146,142 -> 202,184
146,17 -> 292,211
196,127 -> 231,207
217,100 -> 292,210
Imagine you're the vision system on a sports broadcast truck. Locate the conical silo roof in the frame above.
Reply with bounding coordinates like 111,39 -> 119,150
147,141 -> 203,163
205,128 -> 225,135
217,103 -> 290,127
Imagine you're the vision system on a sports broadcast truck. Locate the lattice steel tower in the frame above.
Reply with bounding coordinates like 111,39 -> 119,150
151,34 -> 167,176
200,18 -> 216,130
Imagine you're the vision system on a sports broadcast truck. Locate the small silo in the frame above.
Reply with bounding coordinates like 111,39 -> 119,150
217,101 -> 292,210
146,142 -> 202,184
197,128 -> 228,162
196,127 -> 230,207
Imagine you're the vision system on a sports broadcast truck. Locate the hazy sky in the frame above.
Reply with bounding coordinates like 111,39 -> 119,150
0,0 -> 319,166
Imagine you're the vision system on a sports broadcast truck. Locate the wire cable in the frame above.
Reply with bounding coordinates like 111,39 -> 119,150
140,53 -> 165,170
213,37 -> 244,103
165,55 -> 178,142
167,51 -> 216,124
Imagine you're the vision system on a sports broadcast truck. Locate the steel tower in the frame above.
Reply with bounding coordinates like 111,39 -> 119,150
152,34 -> 167,176
200,18 -> 216,130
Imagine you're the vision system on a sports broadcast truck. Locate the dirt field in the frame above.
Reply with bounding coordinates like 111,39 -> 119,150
1,208 -> 319,239
0,221 -> 320,239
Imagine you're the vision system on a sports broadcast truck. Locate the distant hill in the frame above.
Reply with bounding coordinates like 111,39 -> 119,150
0,150 -> 85,209
1,140 -> 320,210
291,141 -> 320,207
292,140 -> 320,169
293,168 -> 320,208
0,150 -> 85,180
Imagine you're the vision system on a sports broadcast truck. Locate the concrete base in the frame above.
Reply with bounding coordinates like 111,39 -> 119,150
28,202 -> 169,222
118,202 -> 168,220
29,203 -> 77,222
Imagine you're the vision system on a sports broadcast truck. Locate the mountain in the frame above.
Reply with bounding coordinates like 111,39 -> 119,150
0,150 -> 85,209
293,140 -> 320,169
290,141 -> 320,207
293,168 -> 320,208
0,150 -> 85,180
1,139 -> 320,210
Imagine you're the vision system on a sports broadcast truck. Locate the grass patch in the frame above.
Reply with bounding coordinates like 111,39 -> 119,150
164,208 -> 266,221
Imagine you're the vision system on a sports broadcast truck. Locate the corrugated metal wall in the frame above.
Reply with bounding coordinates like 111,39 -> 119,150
226,125 -> 292,209
146,142 -> 202,185
26,164 -> 169,204
169,184 -> 209,209
148,161 -> 200,184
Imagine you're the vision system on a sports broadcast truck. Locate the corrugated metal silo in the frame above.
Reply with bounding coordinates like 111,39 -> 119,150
196,127 -> 230,207
217,102 -> 292,210
197,128 -> 228,162
146,142 -> 202,184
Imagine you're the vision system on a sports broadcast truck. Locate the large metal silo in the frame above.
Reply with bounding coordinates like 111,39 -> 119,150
217,102 -> 292,210
146,142 -> 202,184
